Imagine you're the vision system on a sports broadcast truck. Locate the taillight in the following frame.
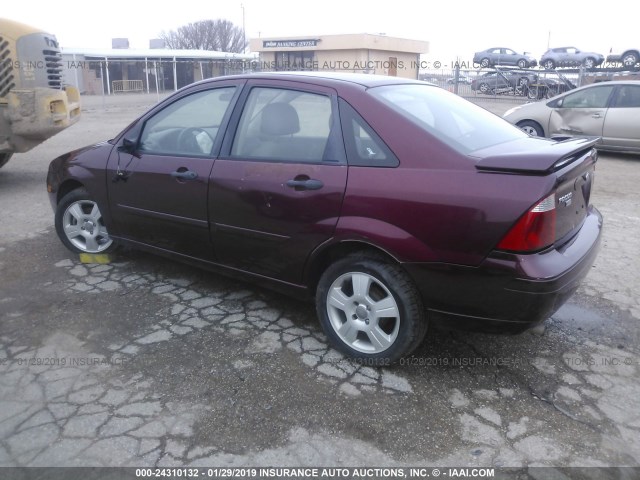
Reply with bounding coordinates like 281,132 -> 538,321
497,193 -> 556,252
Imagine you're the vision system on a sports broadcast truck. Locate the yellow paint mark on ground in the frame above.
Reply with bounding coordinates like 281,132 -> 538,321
79,253 -> 112,264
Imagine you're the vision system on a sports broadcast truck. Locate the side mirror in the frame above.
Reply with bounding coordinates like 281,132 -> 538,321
118,137 -> 137,153
548,98 -> 563,108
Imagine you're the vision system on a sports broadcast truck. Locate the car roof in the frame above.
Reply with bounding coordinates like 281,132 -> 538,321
196,71 -> 425,89
578,80 -> 640,87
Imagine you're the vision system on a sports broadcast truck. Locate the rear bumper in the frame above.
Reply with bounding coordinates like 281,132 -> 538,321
403,207 -> 603,333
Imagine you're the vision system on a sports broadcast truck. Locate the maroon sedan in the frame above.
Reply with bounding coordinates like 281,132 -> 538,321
47,72 -> 602,364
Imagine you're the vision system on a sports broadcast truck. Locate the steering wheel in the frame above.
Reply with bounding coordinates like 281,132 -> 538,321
176,128 -> 213,154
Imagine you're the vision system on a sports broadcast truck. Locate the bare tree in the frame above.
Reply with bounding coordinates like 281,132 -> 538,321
160,19 -> 247,53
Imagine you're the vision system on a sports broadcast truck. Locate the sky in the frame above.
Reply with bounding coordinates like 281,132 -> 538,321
3,0 -> 638,63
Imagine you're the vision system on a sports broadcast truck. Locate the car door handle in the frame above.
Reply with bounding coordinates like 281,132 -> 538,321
286,178 -> 324,191
591,113 -> 602,118
170,170 -> 198,180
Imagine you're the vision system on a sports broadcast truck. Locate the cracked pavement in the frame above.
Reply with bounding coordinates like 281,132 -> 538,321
0,94 -> 639,468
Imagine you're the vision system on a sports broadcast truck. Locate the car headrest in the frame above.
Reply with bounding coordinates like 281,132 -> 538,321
261,103 -> 300,136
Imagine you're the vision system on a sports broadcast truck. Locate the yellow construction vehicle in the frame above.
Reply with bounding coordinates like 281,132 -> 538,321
0,18 -> 80,169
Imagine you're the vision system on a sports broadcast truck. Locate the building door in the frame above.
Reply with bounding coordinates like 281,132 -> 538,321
388,57 -> 397,76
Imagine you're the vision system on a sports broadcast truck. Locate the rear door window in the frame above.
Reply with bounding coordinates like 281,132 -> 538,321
231,87 -> 342,164
611,85 -> 640,108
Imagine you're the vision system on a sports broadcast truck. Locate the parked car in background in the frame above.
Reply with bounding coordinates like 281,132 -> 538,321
607,48 -> 640,70
471,70 -> 534,94
421,76 -> 443,85
473,48 -> 537,68
47,72 -> 603,363
446,75 -> 472,85
540,47 -> 605,70
526,74 -> 577,100
504,80 -> 640,153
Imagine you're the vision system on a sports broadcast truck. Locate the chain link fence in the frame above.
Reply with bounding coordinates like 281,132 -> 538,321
421,65 -> 640,104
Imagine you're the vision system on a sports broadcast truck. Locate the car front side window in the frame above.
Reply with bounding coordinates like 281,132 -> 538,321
561,86 -> 615,109
138,87 -> 236,156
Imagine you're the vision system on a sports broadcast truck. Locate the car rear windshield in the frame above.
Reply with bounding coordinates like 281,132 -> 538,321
369,84 -> 528,155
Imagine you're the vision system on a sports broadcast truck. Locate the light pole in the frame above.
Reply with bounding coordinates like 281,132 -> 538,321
241,3 -> 246,54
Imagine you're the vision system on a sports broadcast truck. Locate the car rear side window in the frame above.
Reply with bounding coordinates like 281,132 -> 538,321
138,87 -> 236,157
231,87 -> 342,164
338,98 -> 398,167
369,84 -> 527,155
611,85 -> 640,108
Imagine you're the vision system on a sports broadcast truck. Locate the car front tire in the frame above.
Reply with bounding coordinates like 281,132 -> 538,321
583,57 -> 596,69
55,188 -> 115,254
517,120 -> 544,137
480,58 -> 490,68
517,59 -> 528,68
315,253 -> 427,364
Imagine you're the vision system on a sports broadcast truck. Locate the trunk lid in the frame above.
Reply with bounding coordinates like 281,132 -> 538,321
553,147 -> 597,243
474,136 -> 598,245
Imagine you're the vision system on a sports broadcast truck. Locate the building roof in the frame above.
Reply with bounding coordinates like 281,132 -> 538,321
62,47 -> 257,60
251,33 -> 429,54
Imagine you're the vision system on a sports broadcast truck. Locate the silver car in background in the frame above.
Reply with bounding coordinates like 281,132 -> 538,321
473,47 -> 537,68
503,81 -> 640,153
607,48 -> 640,70
540,47 -> 605,70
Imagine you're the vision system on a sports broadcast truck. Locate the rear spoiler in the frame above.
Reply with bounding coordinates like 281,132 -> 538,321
475,137 -> 599,174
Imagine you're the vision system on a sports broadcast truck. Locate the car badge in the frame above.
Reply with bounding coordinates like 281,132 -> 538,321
558,192 -> 573,207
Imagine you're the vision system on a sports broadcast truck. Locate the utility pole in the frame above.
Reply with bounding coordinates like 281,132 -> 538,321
241,3 -> 246,54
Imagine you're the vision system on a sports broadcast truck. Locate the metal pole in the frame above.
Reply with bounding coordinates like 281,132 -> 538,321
72,53 -> 80,89
173,56 -> 178,92
454,63 -> 460,95
99,61 -> 106,109
145,57 -> 150,94
105,57 -> 111,95
154,61 -> 160,103
241,3 -> 246,54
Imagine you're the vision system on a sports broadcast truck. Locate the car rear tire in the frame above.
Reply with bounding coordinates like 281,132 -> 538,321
622,52 -> 639,69
55,188 -> 115,254
315,253 -> 427,364
542,59 -> 555,70
517,120 -> 544,137
478,82 -> 492,94
480,58 -> 490,68
0,153 -> 12,169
